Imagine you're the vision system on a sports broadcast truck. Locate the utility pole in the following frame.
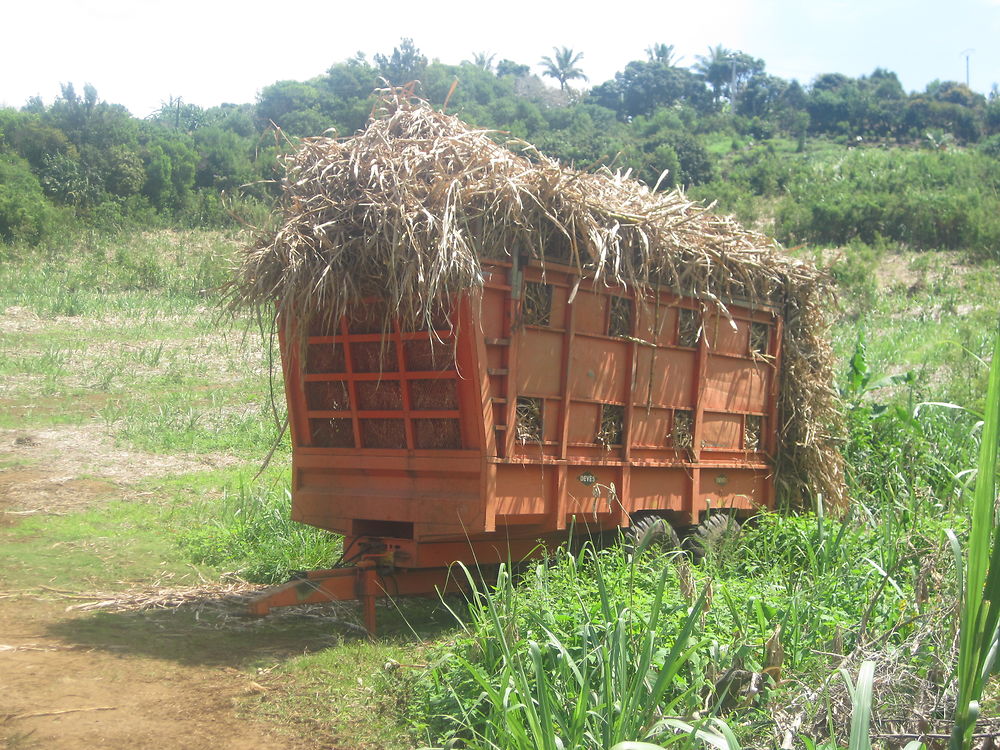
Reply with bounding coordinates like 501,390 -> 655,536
961,48 -> 974,88
730,58 -> 738,114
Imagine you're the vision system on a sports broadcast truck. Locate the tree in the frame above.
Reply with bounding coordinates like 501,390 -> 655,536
468,52 -> 496,72
533,103 -> 637,168
373,38 -> 428,86
150,97 -> 206,131
38,152 -> 94,206
192,127 -> 254,191
693,44 -> 732,101
868,68 -> 905,101
736,73 -> 792,119
141,132 -> 197,211
318,57 -> 381,134
1,111 -> 77,171
926,80 -> 985,108
256,80 -> 330,135
497,59 -> 530,78
591,60 -> 709,119
806,70 -> 908,138
539,47 -> 588,91
0,154 -> 64,244
41,84 -> 144,203
646,43 -> 680,66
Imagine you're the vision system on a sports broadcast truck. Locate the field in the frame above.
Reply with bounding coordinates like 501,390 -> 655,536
0,229 -> 998,749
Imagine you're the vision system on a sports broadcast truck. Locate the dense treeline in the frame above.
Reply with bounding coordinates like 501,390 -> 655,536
3,39 -> 1000,258
0,82 -> 274,244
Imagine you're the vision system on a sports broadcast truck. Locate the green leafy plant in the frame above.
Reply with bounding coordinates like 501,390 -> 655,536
420,547 -> 716,750
178,480 -> 341,582
948,319 -> 1000,750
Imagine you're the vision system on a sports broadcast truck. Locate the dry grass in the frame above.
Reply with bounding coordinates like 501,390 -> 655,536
515,397 -> 543,443
521,282 -> 553,327
597,404 -> 625,447
750,321 -> 770,353
609,296 -> 632,337
744,414 -> 762,452
230,93 -> 844,507
678,308 -> 701,348
673,409 -> 694,451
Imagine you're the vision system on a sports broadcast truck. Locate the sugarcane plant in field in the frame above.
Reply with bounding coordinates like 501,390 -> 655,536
949,319 -> 1000,750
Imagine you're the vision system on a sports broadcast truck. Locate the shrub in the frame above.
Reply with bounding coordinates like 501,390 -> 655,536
773,147 -> 1000,255
0,154 -> 71,245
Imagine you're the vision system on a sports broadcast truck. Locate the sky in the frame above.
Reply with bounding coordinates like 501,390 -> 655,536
3,0 -> 999,118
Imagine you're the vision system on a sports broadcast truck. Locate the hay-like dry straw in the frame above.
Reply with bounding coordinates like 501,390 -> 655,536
521,282 -> 552,327
230,94 -> 844,507
678,308 -> 701,348
597,405 -> 625,447
750,321 -> 770,353
744,414 -> 762,451
673,409 -> 694,451
609,296 -> 632,337
515,397 -> 543,443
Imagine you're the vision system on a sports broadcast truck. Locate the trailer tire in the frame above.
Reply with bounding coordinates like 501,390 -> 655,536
686,514 -> 741,561
626,515 -> 682,558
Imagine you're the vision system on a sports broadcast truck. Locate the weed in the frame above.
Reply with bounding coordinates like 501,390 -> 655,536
177,477 -> 341,583
948,320 -> 1000,750
416,550 -> 712,749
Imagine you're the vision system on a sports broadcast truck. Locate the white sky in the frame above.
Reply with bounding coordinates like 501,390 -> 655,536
3,0 -> 999,118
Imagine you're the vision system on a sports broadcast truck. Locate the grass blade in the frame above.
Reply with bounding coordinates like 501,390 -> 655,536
845,661 -> 875,750
950,318 -> 1000,750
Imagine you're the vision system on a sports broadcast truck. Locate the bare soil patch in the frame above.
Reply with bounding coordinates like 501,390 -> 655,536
0,422 -> 350,749
0,306 -> 45,335
0,599 -> 310,750
0,423 -> 240,514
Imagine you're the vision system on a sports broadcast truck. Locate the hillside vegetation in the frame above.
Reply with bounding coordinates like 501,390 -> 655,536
3,39 -> 1000,262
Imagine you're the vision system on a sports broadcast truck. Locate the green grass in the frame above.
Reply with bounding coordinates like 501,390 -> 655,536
253,641 -> 438,749
0,229 -> 284,459
406,500 -> 951,749
412,553 -> 714,749
949,320 -> 1000,750
175,472 -> 341,583
0,497 -> 219,590
0,229 -> 237,317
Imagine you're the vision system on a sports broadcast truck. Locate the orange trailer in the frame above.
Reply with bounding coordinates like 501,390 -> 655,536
249,256 -> 782,630
238,99 -> 843,632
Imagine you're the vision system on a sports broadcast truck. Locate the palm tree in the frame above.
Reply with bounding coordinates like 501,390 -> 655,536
469,52 -> 496,72
539,47 -> 588,91
646,43 -> 681,67
693,44 -> 732,100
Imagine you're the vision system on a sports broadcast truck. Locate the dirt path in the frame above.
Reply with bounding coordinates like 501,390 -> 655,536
0,428 -> 332,750
0,592 -> 327,750
0,599 -> 304,750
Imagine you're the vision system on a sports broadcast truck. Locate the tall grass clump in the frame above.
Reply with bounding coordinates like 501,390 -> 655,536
415,546 -> 724,750
178,478 -> 341,583
0,229 -> 239,318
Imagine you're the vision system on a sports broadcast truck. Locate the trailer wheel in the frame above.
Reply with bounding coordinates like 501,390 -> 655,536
626,515 -> 682,558
686,514 -> 741,561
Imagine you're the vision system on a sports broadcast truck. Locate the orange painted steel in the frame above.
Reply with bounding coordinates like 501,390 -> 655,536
248,259 -> 783,628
